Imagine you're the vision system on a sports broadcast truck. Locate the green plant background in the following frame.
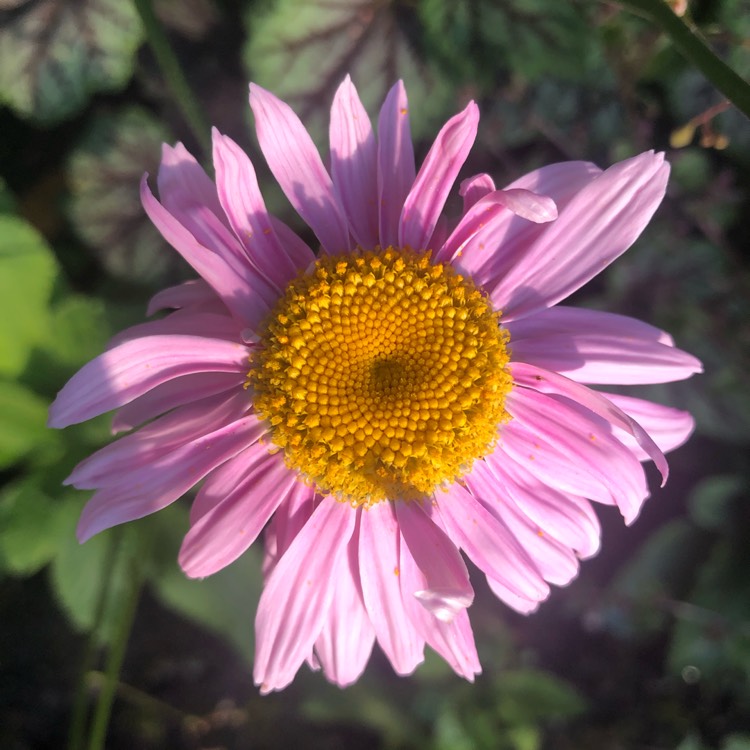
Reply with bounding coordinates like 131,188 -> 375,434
1,0 -> 749,748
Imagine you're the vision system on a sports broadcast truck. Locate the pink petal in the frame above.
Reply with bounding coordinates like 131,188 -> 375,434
459,173 -> 495,213
157,143 -> 227,229
358,502 -> 425,675
508,306 -> 702,384
269,216 -> 316,269
603,393 -> 696,458
497,417 -> 613,503
262,483 -> 317,579
212,129 -> 300,289
330,75 -> 379,249
48,334 -> 249,428
253,497 -> 356,694
377,80 -> 416,248
77,413 -> 264,541
483,453 -> 601,559
506,387 -> 649,523
436,483 -> 549,601
395,500 -> 473,621
108,311 -> 241,349
486,577 -> 542,614
492,151 -> 670,320
147,279 -> 218,316
443,161 -> 601,284
249,83 -> 352,254
511,362 -> 668,484
399,101 -> 479,252
465,460 -> 579,586
67,391 -> 249,489
436,188 -> 557,267
141,175 -> 273,327
112,371 -> 245,433
314,524 -> 376,687
179,444 -> 297,577
399,540 -> 481,681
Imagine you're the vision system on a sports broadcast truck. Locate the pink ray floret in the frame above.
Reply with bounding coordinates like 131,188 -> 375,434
49,75 -> 702,693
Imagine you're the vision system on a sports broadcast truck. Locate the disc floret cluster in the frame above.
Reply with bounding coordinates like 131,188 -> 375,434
250,247 -> 513,504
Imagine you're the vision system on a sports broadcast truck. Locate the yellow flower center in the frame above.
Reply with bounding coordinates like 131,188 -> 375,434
249,247 -> 512,505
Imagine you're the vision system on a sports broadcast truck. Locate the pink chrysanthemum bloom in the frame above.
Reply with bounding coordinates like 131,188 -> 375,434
49,76 -> 702,692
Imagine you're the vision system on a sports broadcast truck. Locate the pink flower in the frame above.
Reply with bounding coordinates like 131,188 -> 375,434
49,76 -> 702,692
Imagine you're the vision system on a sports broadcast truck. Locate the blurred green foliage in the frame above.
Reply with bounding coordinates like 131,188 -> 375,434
1,0 -> 749,748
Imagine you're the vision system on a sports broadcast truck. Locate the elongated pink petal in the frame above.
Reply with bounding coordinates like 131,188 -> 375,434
141,176 -> 273,326
157,142 -> 227,229
603,393 -> 696,458
315,524 -> 376,687
508,307 -> 702,384
503,160 -> 602,198
112,371 -> 245,433
497,417 -> 613,503
395,501 -> 473,621
399,540 -> 481,681
77,413 -> 264,541
68,391 -> 249,489
358,503 -> 425,675
483,453 -> 601,559
262,483 -> 317,579
399,101 -> 479,252
108,312 -> 241,349
49,335 -> 249,428
436,188 -> 557,267
465,460 -> 579,586
492,151 -> 670,320
377,81 -> 415,248
506,387 -> 649,523
249,83 -> 351,254
254,498 -> 356,694
179,444 -> 297,577
269,216 -> 316,269
330,75 -> 379,249
486,577 -> 542,614
212,129 -> 300,289
436,483 -> 549,600
511,362 -> 668,484
147,279 -> 218,316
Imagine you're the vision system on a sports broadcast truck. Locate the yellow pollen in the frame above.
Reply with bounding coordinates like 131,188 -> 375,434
249,247 -> 513,505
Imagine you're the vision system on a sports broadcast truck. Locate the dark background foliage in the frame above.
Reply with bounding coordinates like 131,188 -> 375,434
0,1 -> 749,748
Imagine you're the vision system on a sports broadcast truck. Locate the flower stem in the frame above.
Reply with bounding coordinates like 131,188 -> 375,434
617,0 -> 750,119
133,0 -> 213,153
66,530 -> 122,750
85,547 -> 144,750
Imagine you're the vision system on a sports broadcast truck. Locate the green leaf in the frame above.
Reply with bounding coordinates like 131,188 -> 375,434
67,108 -> 175,282
0,0 -> 143,123
668,535 -> 750,686
49,497 -> 135,643
420,0 -> 597,87
0,215 -> 58,378
0,479 -> 64,575
0,380 -> 57,468
494,669 -> 587,726
152,523 -> 262,658
243,0 -> 454,144
723,735 -> 750,750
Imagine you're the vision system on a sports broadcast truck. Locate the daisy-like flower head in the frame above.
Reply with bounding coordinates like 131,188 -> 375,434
49,76 -> 702,693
